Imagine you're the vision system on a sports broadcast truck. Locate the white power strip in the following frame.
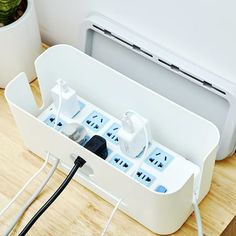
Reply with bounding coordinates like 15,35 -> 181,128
38,93 -> 200,194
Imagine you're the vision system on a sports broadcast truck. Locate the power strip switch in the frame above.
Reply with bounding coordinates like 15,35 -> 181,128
118,111 -> 151,158
51,79 -> 81,118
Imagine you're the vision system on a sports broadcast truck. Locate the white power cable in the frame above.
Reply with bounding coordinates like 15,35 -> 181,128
0,153 -> 51,218
101,110 -> 149,236
0,80 -> 63,226
3,157 -> 60,236
193,193 -> 203,236
100,198 -> 123,236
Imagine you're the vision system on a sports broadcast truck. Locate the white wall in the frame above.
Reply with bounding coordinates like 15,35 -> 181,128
35,0 -> 236,84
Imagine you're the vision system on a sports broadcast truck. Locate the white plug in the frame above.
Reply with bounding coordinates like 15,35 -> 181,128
51,79 -> 81,118
118,110 -> 151,158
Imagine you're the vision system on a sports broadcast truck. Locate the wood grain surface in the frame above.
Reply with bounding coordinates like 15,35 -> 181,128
0,76 -> 235,235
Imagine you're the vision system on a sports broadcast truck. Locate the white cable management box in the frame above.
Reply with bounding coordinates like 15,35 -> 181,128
5,45 -> 219,234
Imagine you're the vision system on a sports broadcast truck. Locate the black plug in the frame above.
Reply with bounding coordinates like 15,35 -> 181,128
84,135 -> 108,160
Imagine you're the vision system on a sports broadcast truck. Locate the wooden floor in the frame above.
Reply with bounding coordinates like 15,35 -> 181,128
0,80 -> 236,236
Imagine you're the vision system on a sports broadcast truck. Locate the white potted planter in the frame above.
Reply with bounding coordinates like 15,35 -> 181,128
0,0 -> 42,88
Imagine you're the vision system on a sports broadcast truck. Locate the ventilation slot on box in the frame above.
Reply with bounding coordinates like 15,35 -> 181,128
92,24 -> 153,58
158,59 -> 226,95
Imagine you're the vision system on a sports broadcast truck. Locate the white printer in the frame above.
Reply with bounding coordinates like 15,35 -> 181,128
34,0 -> 236,160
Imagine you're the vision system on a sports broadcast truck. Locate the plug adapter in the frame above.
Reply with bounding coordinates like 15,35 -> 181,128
51,79 -> 81,118
118,111 -> 151,158
84,135 -> 108,160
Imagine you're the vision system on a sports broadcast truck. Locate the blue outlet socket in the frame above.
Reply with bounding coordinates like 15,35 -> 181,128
103,123 -> 120,145
134,168 -> 156,187
44,114 -> 65,131
83,111 -> 108,132
109,154 -> 133,173
146,148 -> 174,171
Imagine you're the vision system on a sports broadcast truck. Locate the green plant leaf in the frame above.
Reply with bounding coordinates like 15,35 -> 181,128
0,0 -> 22,25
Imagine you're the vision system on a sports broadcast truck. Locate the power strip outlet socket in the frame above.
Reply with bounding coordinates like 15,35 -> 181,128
134,168 -> 156,187
83,110 -> 108,131
44,114 -> 66,130
109,154 -> 133,172
146,148 -> 174,171
103,123 -> 120,145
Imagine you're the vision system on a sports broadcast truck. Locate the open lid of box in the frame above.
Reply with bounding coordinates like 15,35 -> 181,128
77,14 -> 234,160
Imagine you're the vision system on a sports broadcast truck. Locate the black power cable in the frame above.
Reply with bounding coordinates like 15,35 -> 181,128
19,156 -> 86,236
19,135 -> 108,235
